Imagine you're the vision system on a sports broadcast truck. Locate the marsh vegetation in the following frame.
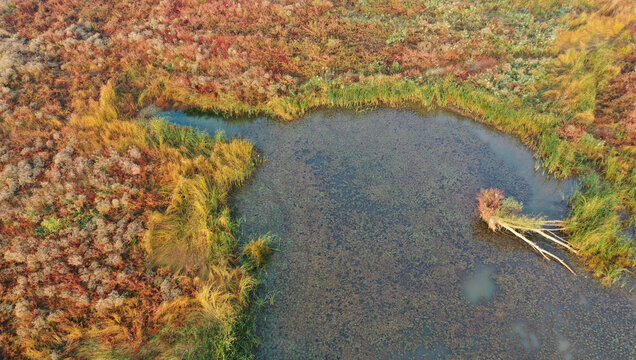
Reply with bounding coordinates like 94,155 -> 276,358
0,0 -> 634,358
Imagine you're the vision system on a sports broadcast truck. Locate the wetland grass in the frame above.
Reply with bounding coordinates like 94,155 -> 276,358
68,84 -> 262,358
153,75 -> 633,283
3,0 -> 634,357
243,237 -> 273,268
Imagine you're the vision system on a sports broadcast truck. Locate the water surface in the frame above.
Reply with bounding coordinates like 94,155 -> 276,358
165,109 -> 635,360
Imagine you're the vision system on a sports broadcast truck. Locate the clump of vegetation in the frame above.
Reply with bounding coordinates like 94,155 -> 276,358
565,173 -> 634,283
243,237 -> 273,268
38,216 -> 63,235
477,188 -> 578,274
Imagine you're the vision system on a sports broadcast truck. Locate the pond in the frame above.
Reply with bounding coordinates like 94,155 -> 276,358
163,109 -> 635,359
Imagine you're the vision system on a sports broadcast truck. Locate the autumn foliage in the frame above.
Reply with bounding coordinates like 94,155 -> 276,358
0,0 -> 634,358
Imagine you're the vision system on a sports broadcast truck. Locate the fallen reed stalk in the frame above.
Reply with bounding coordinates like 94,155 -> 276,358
477,188 -> 578,274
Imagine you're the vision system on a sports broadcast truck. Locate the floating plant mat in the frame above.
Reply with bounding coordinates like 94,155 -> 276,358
164,109 -> 635,359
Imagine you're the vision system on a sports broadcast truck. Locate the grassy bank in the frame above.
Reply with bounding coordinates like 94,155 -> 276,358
75,84 -> 266,358
149,75 -> 635,283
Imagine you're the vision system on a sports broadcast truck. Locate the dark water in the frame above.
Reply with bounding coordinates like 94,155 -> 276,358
164,109 -> 635,360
